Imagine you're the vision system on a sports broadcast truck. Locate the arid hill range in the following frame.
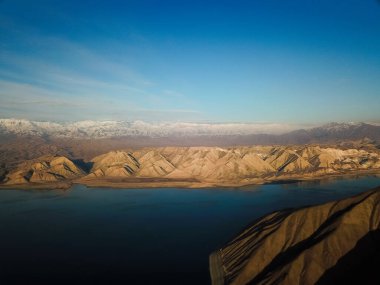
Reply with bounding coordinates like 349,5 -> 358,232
1,120 -> 380,169
1,144 -> 380,189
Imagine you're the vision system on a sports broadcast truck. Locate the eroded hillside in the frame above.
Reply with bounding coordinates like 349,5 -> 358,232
1,145 -> 380,188
3,155 -> 84,185
209,189 -> 380,285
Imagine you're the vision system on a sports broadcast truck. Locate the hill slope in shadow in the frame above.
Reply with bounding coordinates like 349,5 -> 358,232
210,189 -> 380,285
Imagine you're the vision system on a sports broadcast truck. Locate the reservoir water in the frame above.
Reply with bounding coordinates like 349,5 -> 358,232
0,175 -> 379,284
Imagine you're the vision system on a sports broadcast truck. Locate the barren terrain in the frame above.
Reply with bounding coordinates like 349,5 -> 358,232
1,144 -> 380,189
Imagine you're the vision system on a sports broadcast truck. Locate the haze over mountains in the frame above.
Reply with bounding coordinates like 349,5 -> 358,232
1,119 -> 380,171
1,119 -> 380,144
0,119 -> 301,138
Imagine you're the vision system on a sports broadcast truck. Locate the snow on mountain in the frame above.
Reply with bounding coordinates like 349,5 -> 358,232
0,118 -> 302,138
1,119 -> 376,140
317,122 -> 365,132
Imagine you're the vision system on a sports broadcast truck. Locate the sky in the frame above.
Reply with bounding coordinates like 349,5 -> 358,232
0,0 -> 379,124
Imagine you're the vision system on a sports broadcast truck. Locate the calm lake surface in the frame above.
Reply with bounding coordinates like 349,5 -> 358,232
0,176 -> 379,285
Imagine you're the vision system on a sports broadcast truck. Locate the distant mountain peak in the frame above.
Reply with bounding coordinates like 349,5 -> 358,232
0,118 -> 302,138
319,122 -> 365,130
0,119 -> 379,144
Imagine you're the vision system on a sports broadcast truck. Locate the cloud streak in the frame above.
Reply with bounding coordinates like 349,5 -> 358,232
0,22 -> 198,121
0,77 -> 201,122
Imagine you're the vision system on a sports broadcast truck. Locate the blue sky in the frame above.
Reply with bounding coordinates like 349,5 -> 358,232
0,0 -> 379,123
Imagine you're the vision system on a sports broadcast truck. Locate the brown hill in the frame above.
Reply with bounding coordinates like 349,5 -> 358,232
86,150 -> 140,178
4,155 -> 84,185
209,189 -> 380,285
2,145 -> 380,187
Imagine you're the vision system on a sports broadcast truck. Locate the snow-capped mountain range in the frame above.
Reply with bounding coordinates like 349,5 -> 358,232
0,119 -> 379,141
0,119 -> 304,138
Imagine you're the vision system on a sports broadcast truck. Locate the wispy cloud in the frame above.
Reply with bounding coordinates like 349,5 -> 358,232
163,89 -> 186,98
0,79 -> 200,121
0,18 -> 198,121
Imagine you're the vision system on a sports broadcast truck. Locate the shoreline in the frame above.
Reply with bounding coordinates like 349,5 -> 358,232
1,169 -> 380,190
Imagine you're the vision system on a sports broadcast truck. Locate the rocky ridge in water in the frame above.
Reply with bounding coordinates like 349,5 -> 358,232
209,189 -> 380,285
